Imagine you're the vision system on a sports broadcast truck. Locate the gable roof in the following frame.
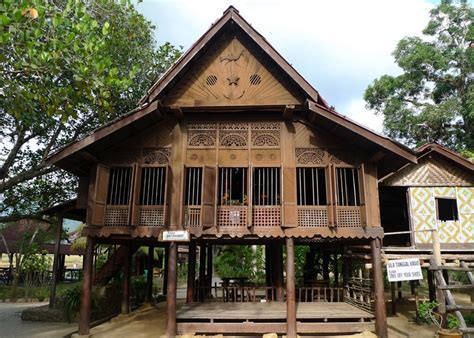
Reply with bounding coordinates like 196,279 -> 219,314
138,6 -> 328,108
380,143 -> 474,185
47,6 -> 417,175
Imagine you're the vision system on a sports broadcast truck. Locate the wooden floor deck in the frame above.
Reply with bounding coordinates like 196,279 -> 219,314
176,302 -> 375,335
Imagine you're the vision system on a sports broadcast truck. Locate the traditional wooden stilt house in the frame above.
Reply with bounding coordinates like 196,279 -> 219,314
47,7 -> 418,337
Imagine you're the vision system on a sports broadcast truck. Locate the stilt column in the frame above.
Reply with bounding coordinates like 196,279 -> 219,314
186,241 -> 196,303
78,236 -> 95,335
371,238 -> 388,338
49,217 -> 63,309
145,245 -> 154,303
286,238 -> 297,337
121,244 -> 131,314
165,242 -> 178,337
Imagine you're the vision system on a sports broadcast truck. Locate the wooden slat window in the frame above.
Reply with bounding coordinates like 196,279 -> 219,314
107,167 -> 133,205
140,167 -> 167,206
219,168 -> 248,205
296,168 -> 327,206
185,167 -> 203,206
335,168 -> 360,206
252,167 -> 280,206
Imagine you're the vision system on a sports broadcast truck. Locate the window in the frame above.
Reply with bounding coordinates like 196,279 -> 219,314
253,167 -> 280,205
107,167 -> 133,205
184,167 -> 202,206
296,168 -> 327,205
219,168 -> 248,205
436,198 -> 458,221
335,168 -> 360,206
139,167 -> 167,205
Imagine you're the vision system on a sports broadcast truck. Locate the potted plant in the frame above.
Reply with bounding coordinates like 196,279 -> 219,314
418,300 -> 463,338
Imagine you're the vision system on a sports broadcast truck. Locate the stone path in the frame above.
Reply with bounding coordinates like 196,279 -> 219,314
0,302 -> 76,338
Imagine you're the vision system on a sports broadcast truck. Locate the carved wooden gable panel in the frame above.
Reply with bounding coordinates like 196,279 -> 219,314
164,37 -> 301,107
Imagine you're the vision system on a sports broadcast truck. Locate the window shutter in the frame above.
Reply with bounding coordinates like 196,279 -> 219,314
358,163 -> 368,227
130,164 -> 141,226
247,164 -> 253,227
326,165 -> 336,227
163,165 -> 172,226
282,167 -> 297,227
201,165 -> 216,228
88,164 -> 110,226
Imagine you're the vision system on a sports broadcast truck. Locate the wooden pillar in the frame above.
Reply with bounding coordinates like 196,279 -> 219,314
322,251 -> 330,282
390,282 -> 397,315
432,229 -> 445,313
265,244 -> 273,300
286,238 -> 297,338
371,238 -> 388,338
427,269 -> 436,302
145,245 -> 154,303
343,256 -> 350,287
49,217 -> 63,309
207,243 -> 213,290
163,245 -> 169,295
199,243 -> 206,301
273,243 -> 284,302
165,242 -> 178,337
121,244 -> 131,314
334,254 -> 339,286
397,281 -> 402,300
78,236 -> 95,335
186,241 -> 196,303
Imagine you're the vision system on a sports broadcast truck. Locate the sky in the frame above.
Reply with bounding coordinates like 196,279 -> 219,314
135,0 -> 436,134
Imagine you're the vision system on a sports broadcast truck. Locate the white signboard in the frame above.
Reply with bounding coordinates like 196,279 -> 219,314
161,230 -> 190,242
386,258 -> 423,282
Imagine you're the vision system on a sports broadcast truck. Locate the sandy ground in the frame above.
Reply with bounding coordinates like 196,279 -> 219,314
0,302 -> 76,338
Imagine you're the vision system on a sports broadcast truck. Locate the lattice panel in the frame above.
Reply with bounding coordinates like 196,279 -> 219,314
336,207 -> 361,227
218,206 -> 248,227
139,207 -> 164,226
298,207 -> 328,227
252,207 -> 281,227
105,207 -> 129,226
184,207 -> 201,227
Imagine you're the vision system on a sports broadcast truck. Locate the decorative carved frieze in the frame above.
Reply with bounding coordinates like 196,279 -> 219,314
188,131 -> 216,147
143,148 -> 171,164
219,131 -> 248,147
251,131 -> 280,147
296,148 -> 325,165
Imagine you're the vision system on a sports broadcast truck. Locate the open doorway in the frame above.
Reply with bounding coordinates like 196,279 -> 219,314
379,186 -> 411,247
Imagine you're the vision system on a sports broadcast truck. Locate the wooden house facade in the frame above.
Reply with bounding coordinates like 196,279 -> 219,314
47,7 -> 418,337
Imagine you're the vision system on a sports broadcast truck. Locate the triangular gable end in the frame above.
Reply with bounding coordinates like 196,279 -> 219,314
163,35 -> 302,107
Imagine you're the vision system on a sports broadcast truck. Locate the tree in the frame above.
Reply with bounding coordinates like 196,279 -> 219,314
364,0 -> 473,153
0,0 -> 181,223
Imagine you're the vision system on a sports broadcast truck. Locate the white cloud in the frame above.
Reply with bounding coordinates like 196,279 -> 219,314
137,0 -> 433,133
344,98 -> 384,134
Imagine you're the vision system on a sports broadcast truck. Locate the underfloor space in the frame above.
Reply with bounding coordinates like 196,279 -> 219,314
176,302 -> 375,335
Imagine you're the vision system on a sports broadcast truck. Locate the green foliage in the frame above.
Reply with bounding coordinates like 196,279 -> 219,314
464,312 -> 474,326
60,284 -> 82,322
294,245 -> 310,284
446,314 -> 460,330
214,245 -> 265,283
364,0 -> 473,152
131,275 -> 147,303
0,0 -> 182,223
417,300 -> 441,327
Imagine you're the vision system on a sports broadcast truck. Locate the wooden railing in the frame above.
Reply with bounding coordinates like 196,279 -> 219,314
184,206 -> 201,227
105,205 -> 129,226
344,277 -> 374,313
138,205 -> 165,226
217,206 -> 248,228
194,285 -> 345,303
297,206 -> 329,227
336,206 -> 362,227
252,206 -> 281,227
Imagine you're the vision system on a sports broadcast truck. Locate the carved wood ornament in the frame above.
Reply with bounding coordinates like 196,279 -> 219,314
164,38 -> 301,106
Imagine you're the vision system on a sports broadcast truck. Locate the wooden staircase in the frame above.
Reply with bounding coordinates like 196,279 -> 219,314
94,245 -> 137,286
432,260 -> 474,336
